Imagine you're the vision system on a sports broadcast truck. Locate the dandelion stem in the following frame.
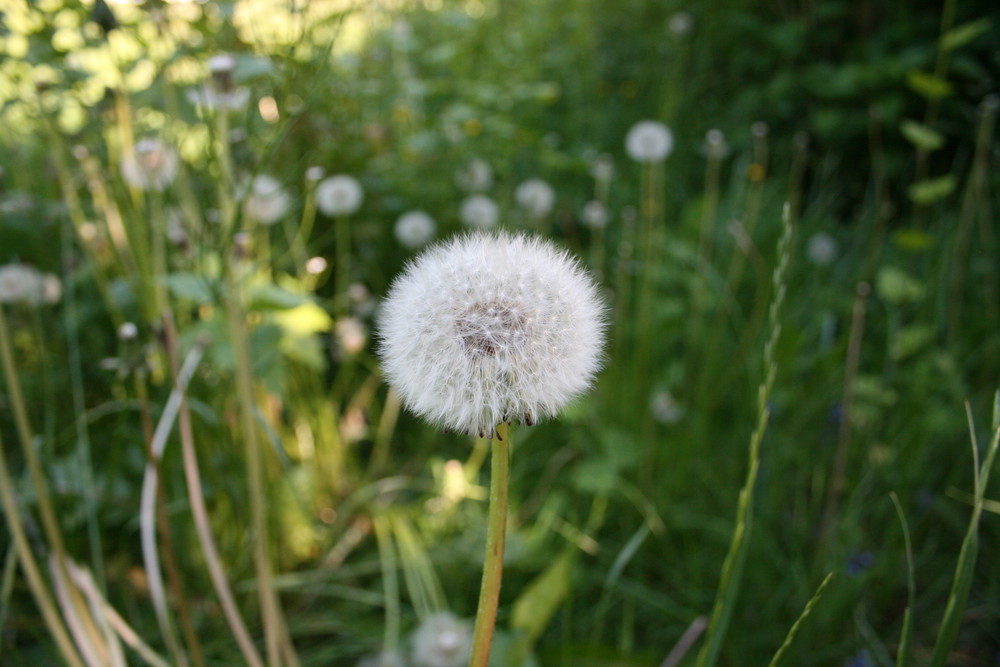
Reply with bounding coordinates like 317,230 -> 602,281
469,422 -> 511,667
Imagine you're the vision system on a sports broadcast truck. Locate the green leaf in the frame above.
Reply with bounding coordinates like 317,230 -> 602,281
161,273 -> 215,302
876,267 -> 925,304
908,175 -> 956,205
510,550 -> 573,644
906,70 -> 953,99
891,228 -> 935,252
900,119 -> 944,151
940,18 -> 992,50
891,325 -> 936,361
248,284 -> 309,310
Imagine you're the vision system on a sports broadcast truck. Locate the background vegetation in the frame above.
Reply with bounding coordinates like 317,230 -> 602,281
0,0 -> 997,665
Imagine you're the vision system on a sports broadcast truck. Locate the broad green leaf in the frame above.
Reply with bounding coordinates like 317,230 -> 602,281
906,70 -> 953,99
273,303 -> 333,336
876,267 -> 925,304
908,175 -> 956,204
510,550 -> 573,644
161,273 -> 215,302
891,228 -> 935,252
940,18 -> 992,50
891,325 -> 936,361
900,119 -> 944,151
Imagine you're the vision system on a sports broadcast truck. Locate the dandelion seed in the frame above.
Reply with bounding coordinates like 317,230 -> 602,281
410,612 -> 472,667
395,210 -> 436,249
316,175 -> 364,216
625,121 -> 674,163
459,195 -> 499,229
514,179 -> 555,218
121,138 -> 179,192
377,232 -> 606,436
243,174 -> 291,226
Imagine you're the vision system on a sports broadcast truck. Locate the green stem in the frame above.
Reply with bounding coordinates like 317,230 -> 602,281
224,263 -> 287,667
0,430 -> 85,667
469,423 -> 511,667
335,214 -> 351,316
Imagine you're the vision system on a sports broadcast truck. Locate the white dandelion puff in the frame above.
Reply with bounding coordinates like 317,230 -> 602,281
395,210 -> 436,249
377,232 -> 606,437
625,120 -> 674,164
410,612 -> 472,667
187,53 -> 251,110
514,179 -> 555,218
243,174 -> 291,226
0,264 -> 60,305
316,175 -> 364,216
121,138 -> 179,192
459,195 -> 499,229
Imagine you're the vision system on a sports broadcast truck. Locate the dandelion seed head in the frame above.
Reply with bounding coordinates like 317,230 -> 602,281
410,612 -> 472,667
395,210 -> 436,249
581,200 -> 608,229
625,121 -> 674,163
454,158 -> 493,192
121,138 -> 179,192
243,174 -> 291,226
378,232 -> 606,436
590,154 -> 615,182
459,195 -> 499,229
515,179 -> 555,217
316,175 -> 364,216
807,232 -> 838,266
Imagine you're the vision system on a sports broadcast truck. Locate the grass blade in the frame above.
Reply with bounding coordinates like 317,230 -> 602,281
767,572 -> 834,667
889,492 -> 915,667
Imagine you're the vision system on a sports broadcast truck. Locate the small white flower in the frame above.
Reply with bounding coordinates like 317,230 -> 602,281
243,174 -> 291,226
625,121 -> 674,164
410,612 -> 472,667
357,649 -> 406,667
515,179 -> 555,217
807,232 -> 838,266
454,158 -> 493,192
459,195 -> 499,229
581,200 -> 608,229
395,210 -> 436,249
378,232 -> 606,436
316,175 -> 364,216
121,138 -> 179,192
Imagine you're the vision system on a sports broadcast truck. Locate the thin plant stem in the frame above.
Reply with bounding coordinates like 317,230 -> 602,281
224,262 -> 287,667
0,305 -> 108,661
469,422 -> 511,667
767,572 -> 834,667
0,429 -> 85,667
889,492 -> 915,667
695,204 -> 793,667
335,213 -> 351,315
374,515 -> 402,653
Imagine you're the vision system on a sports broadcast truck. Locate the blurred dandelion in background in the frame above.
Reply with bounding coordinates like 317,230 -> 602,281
454,158 -> 493,193
459,194 -> 499,230
316,175 -> 364,216
187,53 -> 251,111
515,178 -> 555,218
242,174 -> 291,226
410,612 -> 473,667
581,200 -> 609,229
395,210 -> 436,248
807,231 -> 839,266
120,138 -> 179,191
0,264 -> 61,305
625,120 -> 674,163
